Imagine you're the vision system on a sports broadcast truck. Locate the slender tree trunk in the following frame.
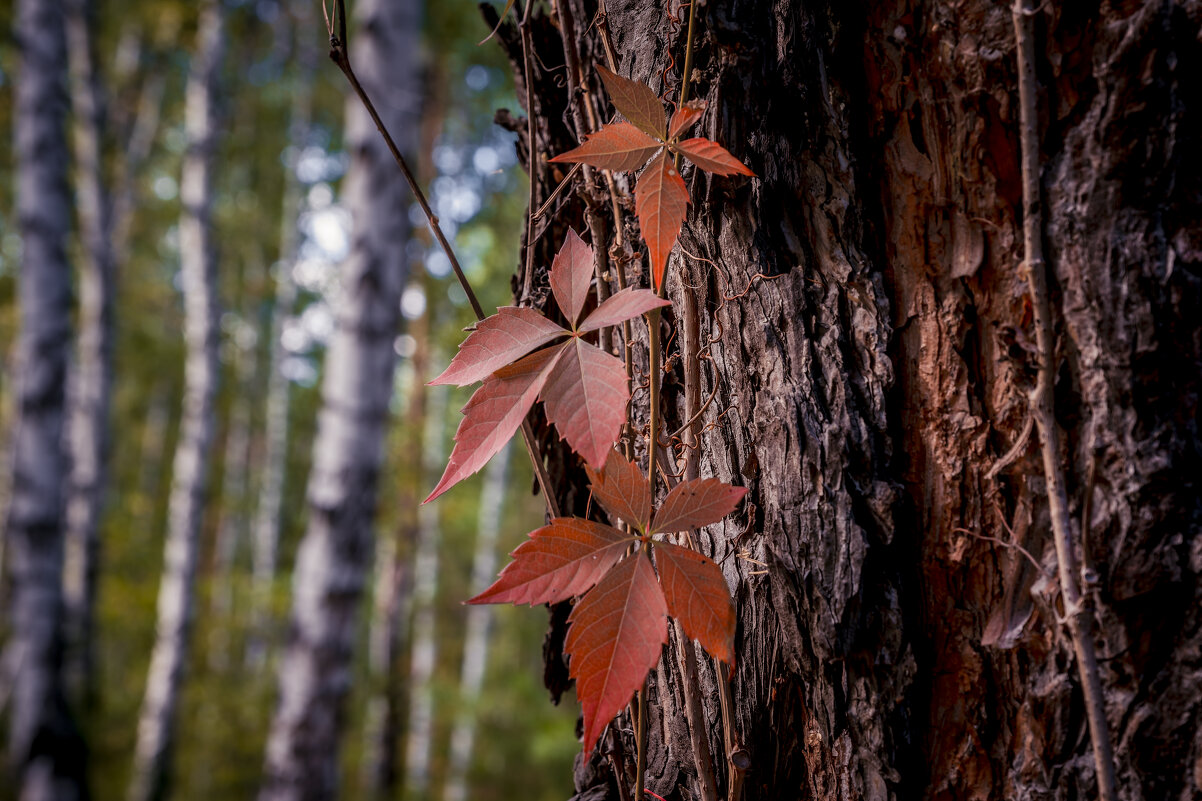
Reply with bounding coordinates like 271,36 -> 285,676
207,324 -> 257,672
402,384 -> 449,801
258,0 -> 418,796
4,0 -> 87,798
442,443 -> 512,801
246,1 -> 318,669
358,510 -> 412,801
62,0 -> 115,707
359,332 -> 428,800
494,1 -> 1202,799
127,3 -> 224,800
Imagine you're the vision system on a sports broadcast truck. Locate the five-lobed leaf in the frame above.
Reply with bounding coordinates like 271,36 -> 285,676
635,149 -> 690,291
472,451 -> 748,756
653,542 -> 734,665
651,478 -> 749,534
552,67 -> 755,292
467,517 -> 631,606
428,233 -> 662,500
566,550 -> 668,756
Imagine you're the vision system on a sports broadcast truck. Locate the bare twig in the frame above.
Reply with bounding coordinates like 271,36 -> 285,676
986,412 -> 1034,480
1012,3 -> 1117,799
326,0 -> 559,517
533,161 -> 583,219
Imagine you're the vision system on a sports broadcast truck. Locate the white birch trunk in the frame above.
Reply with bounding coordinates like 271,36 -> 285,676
246,1 -> 318,668
258,0 -> 417,796
127,3 -> 224,800
442,443 -> 512,801
4,1 -> 86,798
402,384 -> 450,800
62,0 -> 115,704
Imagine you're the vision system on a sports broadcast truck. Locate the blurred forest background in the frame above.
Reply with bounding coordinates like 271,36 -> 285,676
0,1 -> 578,799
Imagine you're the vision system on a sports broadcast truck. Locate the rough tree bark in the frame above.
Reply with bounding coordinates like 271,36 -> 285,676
3,0 -> 88,798
490,1 -> 1202,800
128,2 -> 225,800
257,0 -> 417,797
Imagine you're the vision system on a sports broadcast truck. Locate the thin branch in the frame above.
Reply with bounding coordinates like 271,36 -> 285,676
1013,3 -> 1117,799
533,161 -> 582,219
986,412 -> 1033,480
327,0 -> 559,518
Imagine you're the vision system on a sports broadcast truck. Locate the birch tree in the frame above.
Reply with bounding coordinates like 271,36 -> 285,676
4,0 -> 87,797
246,1 -> 318,668
62,0 -> 115,704
259,0 -> 418,796
128,2 -> 224,799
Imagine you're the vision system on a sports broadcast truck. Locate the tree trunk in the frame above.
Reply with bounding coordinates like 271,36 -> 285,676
257,0 -> 418,796
207,319 -> 257,672
127,3 -> 224,799
246,1 -> 317,670
62,0 -> 115,707
443,443 -> 512,801
492,1 -> 1202,799
4,0 -> 87,797
402,384 -> 450,801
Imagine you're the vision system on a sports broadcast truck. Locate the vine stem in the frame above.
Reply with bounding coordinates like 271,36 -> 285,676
519,0 -> 538,304
1012,2 -> 1117,800
325,0 -> 559,518
635,681 -> 648,801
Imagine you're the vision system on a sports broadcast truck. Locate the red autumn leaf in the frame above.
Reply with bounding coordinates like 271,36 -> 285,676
652,542 -> 734,665
550,228 -> 595,328
429,233 -> 665,500
672,137 -> 755,177
467,518 -> 631,606
566,550 -> 668,756
425,346 -> 564,503
549,122 -> 662,173
429,306 -> 567,387
651,478 -> 748,534
668,100 -> 706,140
541,337 -> 629,468
635,149 -> 690,291
596,64 -> 666,140
578,287 -> 670,333
584,449 -> 653,532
